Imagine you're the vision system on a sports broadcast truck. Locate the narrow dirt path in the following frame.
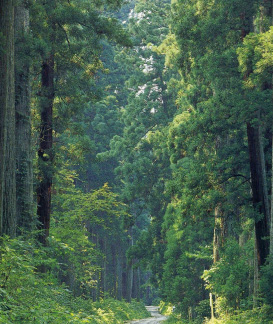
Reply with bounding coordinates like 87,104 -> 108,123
126,306 -> 168,324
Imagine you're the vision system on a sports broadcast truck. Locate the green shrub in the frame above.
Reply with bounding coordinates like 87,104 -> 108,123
260,258 -> 273,306
159,300 -> 173,315
202,239 -> 251,312
204,305 -> 273,324
195,299 -> 211,323
0,236 -> 149,323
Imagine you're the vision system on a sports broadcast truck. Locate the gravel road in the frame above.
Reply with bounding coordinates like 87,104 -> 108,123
125,306 -> 168,324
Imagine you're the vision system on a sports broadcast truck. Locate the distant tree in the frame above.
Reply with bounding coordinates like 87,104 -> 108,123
107,0 -> 175,302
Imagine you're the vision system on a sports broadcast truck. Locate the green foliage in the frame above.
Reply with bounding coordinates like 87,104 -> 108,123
203,239 -> 252,311
237,27 -> 273,88
204,305 -> 273,324
143,0 -> 264,320
260,258 -> 273,306
9,0 -> 273,321
108,0 -> 175,298
237,27 -> 273,125
51,183 -> 128,296
159,300 -> 173,315
0,236 -> 149,323
161,204 -> 212,313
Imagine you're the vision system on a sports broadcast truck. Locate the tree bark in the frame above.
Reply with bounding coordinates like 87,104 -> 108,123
0,0 -> 16,237
268,0 -> 273,258
270,140 -> 273,256
247,121 -> 270,267
37,54 -> 54,244
15,4 -> 34,234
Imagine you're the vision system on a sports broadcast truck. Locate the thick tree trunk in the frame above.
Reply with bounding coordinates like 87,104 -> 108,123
269,0 -> 273,258
3,101 -> 16,236
15,4 -> 34,234
271,135 -> 273,256
132,266 -> 141,301
37,54 -> 54,244
247,122 -> 270,267
0,0 -> 16,237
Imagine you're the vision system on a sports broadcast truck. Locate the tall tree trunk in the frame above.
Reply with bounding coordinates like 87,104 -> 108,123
268,0 -> 273,258
213,205 -> 224,263
132,266 -> 141,301
271,137 -> 273,255
213,135 -> 229,263
15,4 -> 34,234
0,0 -> 16,237
247,121 -> 270,267
3,102 -> 16,236
37,54 -> 54,244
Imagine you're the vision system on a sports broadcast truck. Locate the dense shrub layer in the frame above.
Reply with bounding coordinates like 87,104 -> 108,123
0,237 -> 149,323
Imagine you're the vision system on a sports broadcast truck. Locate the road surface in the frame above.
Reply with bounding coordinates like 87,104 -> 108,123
126,306 -> 168,324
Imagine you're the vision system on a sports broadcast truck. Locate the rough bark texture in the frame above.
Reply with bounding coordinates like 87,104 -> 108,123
269,0 -> 273,258
271,138 -> 273,257
37,55 -> 54,244
15,5 -> 34,234
0,0 -> 16,237
247,122 -> 270,267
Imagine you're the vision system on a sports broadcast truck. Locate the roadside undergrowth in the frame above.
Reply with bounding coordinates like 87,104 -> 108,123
161,306 -> 273,324
0,236 -> 149,323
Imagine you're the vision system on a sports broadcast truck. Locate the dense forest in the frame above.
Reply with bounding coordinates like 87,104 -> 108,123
1,0 -> 273,323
